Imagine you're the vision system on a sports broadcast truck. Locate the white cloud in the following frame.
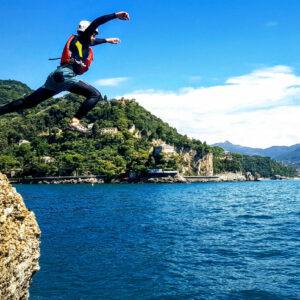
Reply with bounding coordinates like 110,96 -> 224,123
95,77 -> 129,87
120,66 -> 300,148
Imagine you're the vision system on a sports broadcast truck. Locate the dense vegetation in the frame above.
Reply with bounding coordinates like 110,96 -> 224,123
0,80 -> 296,179
213,152 -> 296,178
0,80 -> 32,105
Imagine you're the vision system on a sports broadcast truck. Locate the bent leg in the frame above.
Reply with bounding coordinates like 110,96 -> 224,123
68,81 -> 103,120
0,87 -> 57,116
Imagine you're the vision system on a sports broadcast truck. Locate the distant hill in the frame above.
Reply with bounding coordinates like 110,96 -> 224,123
212,141 -> 264,156
213,141 -> 300,169
275,148 -> 300,167
0,80 -> 32,105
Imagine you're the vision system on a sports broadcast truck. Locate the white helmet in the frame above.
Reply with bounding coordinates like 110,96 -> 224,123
77,20 -> 99,34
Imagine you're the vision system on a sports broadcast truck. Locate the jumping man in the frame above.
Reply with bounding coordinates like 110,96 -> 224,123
0,11 -> 130,133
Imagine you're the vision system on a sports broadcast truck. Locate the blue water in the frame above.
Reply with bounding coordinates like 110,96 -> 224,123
16,181 -> 299,300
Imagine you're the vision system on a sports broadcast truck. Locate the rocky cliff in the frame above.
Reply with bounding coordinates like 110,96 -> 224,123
181,151 -> 214,176
0,173 -> 41,300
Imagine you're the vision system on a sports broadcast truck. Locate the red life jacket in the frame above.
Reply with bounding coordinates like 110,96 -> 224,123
60,35 -> 94,74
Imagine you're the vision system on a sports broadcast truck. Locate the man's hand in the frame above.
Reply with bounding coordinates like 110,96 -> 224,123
116,12 -> 130,20
106,38 -> 121,44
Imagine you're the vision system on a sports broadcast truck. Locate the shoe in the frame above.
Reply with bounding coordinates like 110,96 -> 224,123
87,123 -> 94,130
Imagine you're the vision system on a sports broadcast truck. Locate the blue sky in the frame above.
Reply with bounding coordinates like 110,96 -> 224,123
1,0 -> 300,147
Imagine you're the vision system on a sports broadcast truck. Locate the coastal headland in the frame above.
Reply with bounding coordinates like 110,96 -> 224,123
0,80 -> 296,182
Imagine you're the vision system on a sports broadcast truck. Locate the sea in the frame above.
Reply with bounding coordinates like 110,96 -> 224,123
16,180 -> 299,300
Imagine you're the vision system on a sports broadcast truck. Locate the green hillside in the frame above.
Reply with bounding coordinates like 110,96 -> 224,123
213,141 -> 300,169
275,147 -> 300,168
0,80 -> 296,179
0,80 -> 32,105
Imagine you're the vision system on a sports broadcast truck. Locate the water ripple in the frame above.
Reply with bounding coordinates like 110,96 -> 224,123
15,180 -> 300,300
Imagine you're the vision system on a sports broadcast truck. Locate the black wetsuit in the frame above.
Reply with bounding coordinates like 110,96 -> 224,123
0,13 -> 117,119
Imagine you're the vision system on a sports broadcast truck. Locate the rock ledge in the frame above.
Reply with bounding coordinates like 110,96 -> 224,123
0,173 -> 41,300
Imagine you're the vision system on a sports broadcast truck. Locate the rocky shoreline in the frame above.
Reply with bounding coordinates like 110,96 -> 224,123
37,178 -> 105,184
7,172 -> 280,184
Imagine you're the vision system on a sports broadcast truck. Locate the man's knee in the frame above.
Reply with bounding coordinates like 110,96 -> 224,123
90,89 -> 103,104
90,87 -> 102,98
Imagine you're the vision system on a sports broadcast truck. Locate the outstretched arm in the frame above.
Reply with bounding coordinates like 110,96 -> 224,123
82,12 -> 130,42
92,37 -> 121,46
